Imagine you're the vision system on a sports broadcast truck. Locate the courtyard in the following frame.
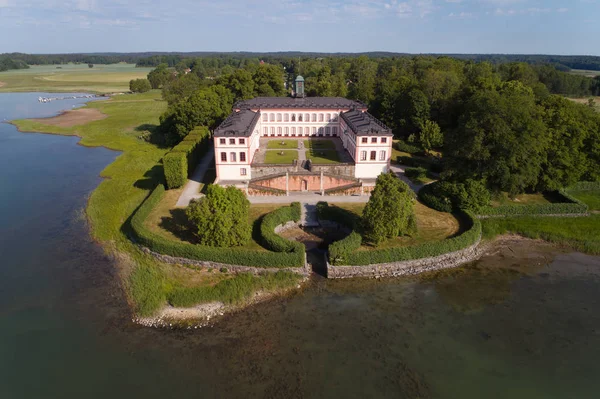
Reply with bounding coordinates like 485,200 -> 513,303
253,137 -> 352,165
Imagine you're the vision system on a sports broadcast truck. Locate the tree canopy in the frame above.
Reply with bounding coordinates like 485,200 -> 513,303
186,185 -> 251,247
362,172 -> 416,245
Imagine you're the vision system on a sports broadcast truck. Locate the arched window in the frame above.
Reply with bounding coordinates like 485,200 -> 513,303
312,127 -> 317,135
291,127 -> 296,135
230,152 -> 237,162
262,113 -> 268,122
318,113 -> 324,122
326,113 -> 331,122
270,113 -> 275,122
298,114 -> 303,122
263,127 -> 268,135
305,127 -> 310,136
284,127 -> 289,136
277,127 -> 282,135
305,113 -> 310,122
311,113 -> 317,122
291,114 -> 296,122
332,113 -> 338,121
277,113 -> 282,122
325,127 -> 331,135
270,127 -> 275,136
284,114 -> 289,122
318,127 -> 323,135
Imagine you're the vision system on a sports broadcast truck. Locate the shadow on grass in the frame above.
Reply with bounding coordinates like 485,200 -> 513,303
134,123 -> 170,149
134,164 -> 164,190
159,208 -> 199,244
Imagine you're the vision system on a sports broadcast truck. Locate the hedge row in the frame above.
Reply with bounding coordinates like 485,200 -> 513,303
477,190 -> 588,217
395,140 -> 422,154
397,156 -> 443,174
164,126 -> 210,189
567,181 -> 600,191
259,203 -> 304,253
418,183 -> 453,213
316,202 -> 363,265
404,167 -> 428,179
131,185 -> 304,267
337,211 -> 481,266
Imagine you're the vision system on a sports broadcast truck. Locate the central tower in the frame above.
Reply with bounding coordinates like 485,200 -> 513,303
295,75 -> 305,98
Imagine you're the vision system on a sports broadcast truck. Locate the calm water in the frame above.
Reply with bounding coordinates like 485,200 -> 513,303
1,93 -> 600,398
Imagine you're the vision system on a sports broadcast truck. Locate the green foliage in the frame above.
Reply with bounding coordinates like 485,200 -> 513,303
419,120 -> 443,153
394,140 -> 422,154
147,63 -> 172,89
316,202 -> 363,265
259,203 -> 304,253
163,152 -> 187,189
186,185 -> 251,247
477,190 -> 588,216
167,271 -> 301,307
161,73 -> 202,105
418,179 -> 491,213
404,167 -> 427,179
362,172 -> 416,245
130,185 -> 305,267
0,57 -> 29,72
129,78 -> 151,93
159,84 -> 233,143
163,127 -> 210,188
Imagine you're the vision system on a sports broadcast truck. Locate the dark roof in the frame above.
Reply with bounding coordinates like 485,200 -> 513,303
214,109 -> 259,137
234,97 -> 366,110
340,110 -> 392,136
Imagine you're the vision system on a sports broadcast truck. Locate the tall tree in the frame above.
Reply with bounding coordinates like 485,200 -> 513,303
147,63 -> 172,89
362,172 -> 416,245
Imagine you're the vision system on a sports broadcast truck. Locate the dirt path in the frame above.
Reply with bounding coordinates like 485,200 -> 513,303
0,81 -> 5,88
31,108 -> 107,127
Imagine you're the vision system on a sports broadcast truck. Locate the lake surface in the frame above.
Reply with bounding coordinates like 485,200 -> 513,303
1,93 -> 600,398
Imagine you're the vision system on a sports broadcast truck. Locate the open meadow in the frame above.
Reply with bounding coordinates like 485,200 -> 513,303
0,63 -> 153,93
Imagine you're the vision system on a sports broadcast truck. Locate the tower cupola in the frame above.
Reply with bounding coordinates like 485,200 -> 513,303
295,75 -> 305,98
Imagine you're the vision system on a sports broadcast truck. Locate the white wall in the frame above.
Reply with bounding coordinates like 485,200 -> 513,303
355,163 -> 389,179
217,164 -> 251,181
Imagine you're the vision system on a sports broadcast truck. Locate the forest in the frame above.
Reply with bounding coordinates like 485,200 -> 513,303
146,54 -> 600,198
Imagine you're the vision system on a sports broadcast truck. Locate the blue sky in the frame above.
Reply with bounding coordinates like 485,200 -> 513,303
0,0 -> 598,55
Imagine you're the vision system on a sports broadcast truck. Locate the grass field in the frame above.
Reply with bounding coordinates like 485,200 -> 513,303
569,69 -> 600,78
567,97 -> 600,112
12,91 -> 299,316
308,149 -> 341,164
490,192 -> 556,207
304,139 -> 336,150
266,139 -> 299,149
0,63 -> 153,93
336,202 -> 460,249
565,188 -> 600,211
265,149 -> 298,164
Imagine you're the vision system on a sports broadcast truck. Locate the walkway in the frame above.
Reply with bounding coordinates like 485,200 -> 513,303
301,203 -> 319,227
248,193 -> 370,204
389,164 -> 425,193
176,148 -> 214,207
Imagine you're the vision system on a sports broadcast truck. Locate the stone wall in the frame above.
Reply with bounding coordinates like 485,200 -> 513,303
251,164 -> 298,179
309,163 -> 355,176
326,236 -> 482,279
251,173 -> 358,192
140,246 -> 310,276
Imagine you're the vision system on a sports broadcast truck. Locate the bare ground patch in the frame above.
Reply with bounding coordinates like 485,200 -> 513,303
31,108 -> 107,127
0,81 -> 5,88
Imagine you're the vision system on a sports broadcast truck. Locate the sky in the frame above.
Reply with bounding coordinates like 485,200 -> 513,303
0,0 -> 598,55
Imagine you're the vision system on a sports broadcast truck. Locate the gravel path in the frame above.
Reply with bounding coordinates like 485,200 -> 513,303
176,148 -> 214,207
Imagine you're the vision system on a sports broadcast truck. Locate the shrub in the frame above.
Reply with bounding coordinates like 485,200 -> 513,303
163,152 -> 187,189
129,78 -> 151,93
404,167 -> 427,179
418,179 -> 490,213
316,202 -> 362,265
260,203 -> 304,253
186,185 -> 251,247
395,140 -> 421,154
219,267 -> 228,273
130,185 -> 304,267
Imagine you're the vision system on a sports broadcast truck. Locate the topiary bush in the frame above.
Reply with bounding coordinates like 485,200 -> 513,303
163,152 -> 187,189
163,126 -> 211,189
259,203 -> 304,253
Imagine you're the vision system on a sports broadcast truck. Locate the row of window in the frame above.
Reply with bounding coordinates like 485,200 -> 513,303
360,150 -> 387,162
219,138 -> 246,145
361,137 -> 387,144
220,152 -> 247,163
262,112 -> 338,123
262,126 -> 338,136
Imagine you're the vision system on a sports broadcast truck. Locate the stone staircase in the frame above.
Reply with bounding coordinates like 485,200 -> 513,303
301,203 -> 320,228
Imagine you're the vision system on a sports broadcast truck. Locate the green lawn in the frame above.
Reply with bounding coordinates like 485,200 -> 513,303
266,139 -> 299,149
264,150 -> 298,164
566,188 -> 600,211
335,202 -> 461,249
490,192 -> 556,207
304,139 -> 336,150
0,63 -> 153,93
308,149 -> 341,164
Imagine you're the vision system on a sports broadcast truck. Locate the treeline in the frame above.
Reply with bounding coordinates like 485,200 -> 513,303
0,56 -> 29,72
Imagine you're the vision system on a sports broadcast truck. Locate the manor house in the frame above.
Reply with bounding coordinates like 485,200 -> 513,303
213,76 -> 393,194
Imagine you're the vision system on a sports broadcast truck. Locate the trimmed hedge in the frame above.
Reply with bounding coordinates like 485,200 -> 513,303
418,182 -> 453,213
478,190 -> 588,217
163,152 -> 187,189
164,126 -> 210,189
397,155 -> 442,173
131,185 -> 304,267
395,140 -> 421,154
333,211 -> 481,266
404,167 -> 427,179
259,203 -> 304,253
316,202 -> 363,265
